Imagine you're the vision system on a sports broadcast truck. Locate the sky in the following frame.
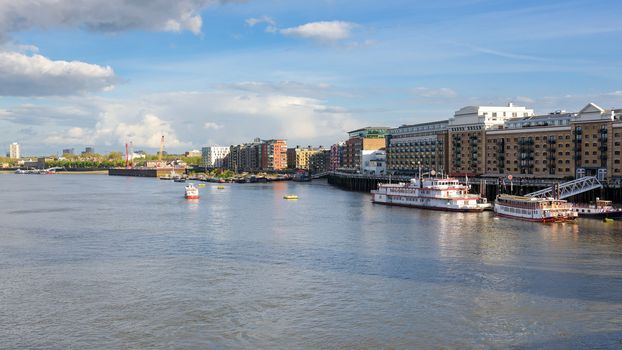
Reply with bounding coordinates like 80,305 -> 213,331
1,0 -> 622,155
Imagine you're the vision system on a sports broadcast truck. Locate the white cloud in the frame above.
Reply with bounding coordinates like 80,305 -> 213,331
0,51 -> 115,96
29,87 -> 363,152
413,87 -> 458,98
204,122 -> 223,130
0,0 -> 237,38
280,21 -> 356,41
114,114 -> 188,148
245,16 -> 275,27
45,127 -> 91,145
44,112 -> 189,149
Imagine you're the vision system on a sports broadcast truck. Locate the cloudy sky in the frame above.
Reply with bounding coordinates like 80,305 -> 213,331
1,0 -> 622,155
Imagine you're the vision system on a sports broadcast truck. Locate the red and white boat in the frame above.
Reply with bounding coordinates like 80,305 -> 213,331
184,183 -> 200,199
494,194 -> 577,223
371,177 -> 490,212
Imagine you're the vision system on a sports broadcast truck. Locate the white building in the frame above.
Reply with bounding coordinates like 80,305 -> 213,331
185,149 -> 202,157
202,146 -> 230,168
361,150 -> 386,175
449,103 -> 535,130
9,142 -> 20,159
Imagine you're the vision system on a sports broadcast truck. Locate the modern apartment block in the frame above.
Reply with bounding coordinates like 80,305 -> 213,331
260,139 -> 288,171
9,142 -> 20,159
329,142 -> 345,171
287,146 -> 322,170
385,121 -> 449,175
228,138 -> 287,172
228,139 -> 262,172
344,127 -> 388,171
201,146 -> 230,168
309,149 -> 331,174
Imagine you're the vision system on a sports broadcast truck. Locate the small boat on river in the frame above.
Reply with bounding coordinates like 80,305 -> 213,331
185,183 -> 200,199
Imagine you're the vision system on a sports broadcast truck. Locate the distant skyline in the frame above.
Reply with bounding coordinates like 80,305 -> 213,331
1,0 -> 622,155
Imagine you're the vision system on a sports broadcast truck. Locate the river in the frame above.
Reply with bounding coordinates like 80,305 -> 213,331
1,174 -> 621,349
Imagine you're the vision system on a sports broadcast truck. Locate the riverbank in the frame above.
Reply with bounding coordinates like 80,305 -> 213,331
0,170 -> 108,175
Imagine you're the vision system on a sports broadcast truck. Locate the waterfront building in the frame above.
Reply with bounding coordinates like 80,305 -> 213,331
228,138 -> 286,172
361,150 -> 386,175
574,104 -> 622,180
484,103 -> 622,181
286,148 -> 297,169
62,148 -> 74,156
485,111 -> 576,178
345,127 -> 388,171
201,146 -> 230,168
260,139 -> 288,171
447,103 -> 535,176
82,147 -> 95,155
309,148 -> 331,174
287,146 -> 321,170
385,121 -> 449,176
330,142 -> 346,171
228,141 -> 261,172
9,142 -> 20,159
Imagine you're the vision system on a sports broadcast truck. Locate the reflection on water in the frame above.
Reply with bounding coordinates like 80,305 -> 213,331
1,174 -> 621,349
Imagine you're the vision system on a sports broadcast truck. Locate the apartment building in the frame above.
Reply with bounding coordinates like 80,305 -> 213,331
9,142 -> 20,159
447,104 -> 535,176
467,102 -> 622,181
385,121 -> 449,175
201,146 -> 230,168
260,139 -> 288,171
344,127 -> 388,171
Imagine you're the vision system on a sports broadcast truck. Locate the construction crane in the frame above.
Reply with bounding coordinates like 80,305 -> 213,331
158,135 -> 165,161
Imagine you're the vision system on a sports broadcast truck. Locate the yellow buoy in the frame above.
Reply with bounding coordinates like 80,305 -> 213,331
283,195 -> 298,200
217,186 -> 225,189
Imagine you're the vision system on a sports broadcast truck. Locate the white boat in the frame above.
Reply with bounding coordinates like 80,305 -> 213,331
494,195 -> 577,223
572,198 -> 622,219
184,183 -> 199,199
371,177 -> 490,212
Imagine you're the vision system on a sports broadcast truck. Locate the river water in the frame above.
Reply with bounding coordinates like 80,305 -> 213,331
1,174 -> 621,349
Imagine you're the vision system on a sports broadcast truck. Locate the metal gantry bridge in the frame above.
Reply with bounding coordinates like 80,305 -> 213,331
525,176 -> 603,199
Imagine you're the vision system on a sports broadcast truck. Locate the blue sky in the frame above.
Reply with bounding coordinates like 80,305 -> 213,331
1,0 -> 621,155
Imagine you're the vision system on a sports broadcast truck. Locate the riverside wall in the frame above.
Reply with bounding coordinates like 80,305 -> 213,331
108,168 -> 182,178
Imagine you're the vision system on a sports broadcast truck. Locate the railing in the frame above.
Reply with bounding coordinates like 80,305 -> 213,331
525,176 -> 603,199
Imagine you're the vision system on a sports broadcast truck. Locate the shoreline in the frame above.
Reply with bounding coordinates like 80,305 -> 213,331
0,170 -> 108,175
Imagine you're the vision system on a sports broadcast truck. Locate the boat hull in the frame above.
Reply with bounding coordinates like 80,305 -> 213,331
372,199 -> 486,212
495,212 -> 576,223
185,195 -> 199,199
576,211 -> 622,219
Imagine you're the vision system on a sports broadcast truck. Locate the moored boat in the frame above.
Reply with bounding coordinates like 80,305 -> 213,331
494,194 -> 577,223
184,183 -> 200,199
371,177 -> 490,212
572,198 -> 622,219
